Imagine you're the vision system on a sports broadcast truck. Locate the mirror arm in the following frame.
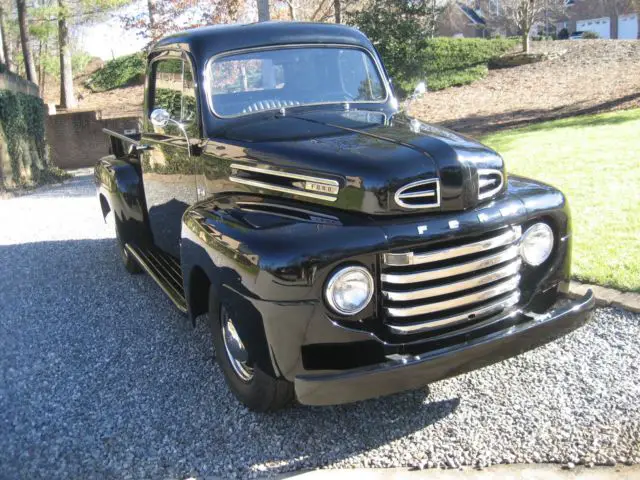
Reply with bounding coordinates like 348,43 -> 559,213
167,118 -> 193,159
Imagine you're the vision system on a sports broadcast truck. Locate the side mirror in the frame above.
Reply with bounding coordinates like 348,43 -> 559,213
150,108 -> 170,128
411,81 -> 427,99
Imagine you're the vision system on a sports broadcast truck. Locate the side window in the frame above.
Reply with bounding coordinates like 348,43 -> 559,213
151,57 -> 197,128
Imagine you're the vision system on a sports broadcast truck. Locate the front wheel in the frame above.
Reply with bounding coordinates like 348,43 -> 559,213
210,301 -> 294,412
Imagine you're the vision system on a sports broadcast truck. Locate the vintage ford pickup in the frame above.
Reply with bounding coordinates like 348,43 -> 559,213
95,22 -> 595,411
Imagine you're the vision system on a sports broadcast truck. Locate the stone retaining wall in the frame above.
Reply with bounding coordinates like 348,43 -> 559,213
46,111 -> 140,169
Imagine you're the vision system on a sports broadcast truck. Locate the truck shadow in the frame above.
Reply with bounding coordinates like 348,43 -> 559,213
0,237 -> 460,478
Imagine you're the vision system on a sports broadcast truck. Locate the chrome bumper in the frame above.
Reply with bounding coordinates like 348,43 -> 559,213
295,290 -> 595,406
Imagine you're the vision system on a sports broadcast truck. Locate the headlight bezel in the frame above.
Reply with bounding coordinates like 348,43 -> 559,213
324,264 -> 374,316
520,222 -> 555,267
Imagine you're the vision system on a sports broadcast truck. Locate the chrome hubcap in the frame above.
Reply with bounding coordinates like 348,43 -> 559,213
221,310 -> 254,382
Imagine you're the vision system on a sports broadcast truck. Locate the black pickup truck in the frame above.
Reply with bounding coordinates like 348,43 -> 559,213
95,22 -> 595,411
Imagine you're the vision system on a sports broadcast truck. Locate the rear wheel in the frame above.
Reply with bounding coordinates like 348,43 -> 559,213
210,301 -> 294,412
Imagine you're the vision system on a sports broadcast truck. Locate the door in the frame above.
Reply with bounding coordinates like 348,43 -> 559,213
618,14 -> 638,39
576,17 -> 611,39
140,53 -> 199,258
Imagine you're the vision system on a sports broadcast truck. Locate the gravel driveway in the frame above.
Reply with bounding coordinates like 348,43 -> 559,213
1,172 -> 639,479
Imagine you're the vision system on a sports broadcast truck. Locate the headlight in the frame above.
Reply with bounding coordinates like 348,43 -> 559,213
325,265 -> 374,316
520,222 -> 554,266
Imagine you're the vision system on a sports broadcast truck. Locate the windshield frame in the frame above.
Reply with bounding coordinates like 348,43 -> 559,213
203,43 -> 391,119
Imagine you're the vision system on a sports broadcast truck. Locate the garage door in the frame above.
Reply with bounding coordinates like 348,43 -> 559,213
618,14 -> 638,39
577,17 -> 611,39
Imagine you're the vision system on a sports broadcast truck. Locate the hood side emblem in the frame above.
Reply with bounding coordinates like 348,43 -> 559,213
417,225 -> 428,235
395,178 -> 440,210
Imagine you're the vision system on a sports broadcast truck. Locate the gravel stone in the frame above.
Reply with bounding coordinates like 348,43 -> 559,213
1,171 -> 639,479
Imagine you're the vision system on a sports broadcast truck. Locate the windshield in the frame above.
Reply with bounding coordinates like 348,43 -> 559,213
207,46 -> 387,117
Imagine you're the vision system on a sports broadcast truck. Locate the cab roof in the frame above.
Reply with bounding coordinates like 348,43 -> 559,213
151,21 -> 374,60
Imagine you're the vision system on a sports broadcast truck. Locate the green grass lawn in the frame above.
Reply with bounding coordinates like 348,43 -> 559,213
481,109 -> 640,293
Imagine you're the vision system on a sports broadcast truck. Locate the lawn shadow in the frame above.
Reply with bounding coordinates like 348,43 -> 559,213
441,91 -> 640,137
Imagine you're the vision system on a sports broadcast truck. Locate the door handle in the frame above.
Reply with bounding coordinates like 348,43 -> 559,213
127,144 -> 153,155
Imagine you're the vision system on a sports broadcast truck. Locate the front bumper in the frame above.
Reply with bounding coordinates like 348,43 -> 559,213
295,290 -> 595,406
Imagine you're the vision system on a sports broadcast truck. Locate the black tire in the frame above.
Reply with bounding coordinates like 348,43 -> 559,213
210,299 -> 294,412
112,214 -> 142,274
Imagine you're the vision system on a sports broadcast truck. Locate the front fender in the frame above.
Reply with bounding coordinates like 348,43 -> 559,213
180,194 -> 388,378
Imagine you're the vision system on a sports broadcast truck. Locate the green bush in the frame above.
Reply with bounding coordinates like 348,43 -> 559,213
86,52 -> 146,92
348,0 -> 435,98
348,0 -> 518,95
582,31 -> 600,39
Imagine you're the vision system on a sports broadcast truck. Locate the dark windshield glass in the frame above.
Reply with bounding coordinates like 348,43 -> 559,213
207,46 -> 387,117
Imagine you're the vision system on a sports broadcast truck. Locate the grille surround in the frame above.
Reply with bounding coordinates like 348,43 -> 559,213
394,178 -> 440,209
381,226 -> 522,335
478,169 -> 504,200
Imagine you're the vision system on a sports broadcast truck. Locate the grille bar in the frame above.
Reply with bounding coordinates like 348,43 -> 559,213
382,245 -> 519,285
385,275 -> 520,318
383,259 -> 521,302
384,226 -> 521,266
387,290 -> 520,334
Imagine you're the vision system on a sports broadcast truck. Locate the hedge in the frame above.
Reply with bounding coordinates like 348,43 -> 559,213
86,52 -> 146,92
397,37 -> 519,94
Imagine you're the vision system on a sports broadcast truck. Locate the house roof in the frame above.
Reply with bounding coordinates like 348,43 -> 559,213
457,2 -> 487,25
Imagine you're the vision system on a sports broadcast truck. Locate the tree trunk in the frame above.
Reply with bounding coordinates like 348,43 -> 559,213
58,0 -> 77,109
147,0 -> 158,40
17,0 -> 37,83
38,40 -> 48,97
0,7 -> 10,72
286,1 -> 296,20
522,30 -> 530,53
334,0 -> 340,23
257,0 -> 270,22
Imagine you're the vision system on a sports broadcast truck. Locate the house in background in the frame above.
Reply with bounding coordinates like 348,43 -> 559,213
438,1 -> 488,38
438,0 -> 639,40
437,1 -> 516,38
557,0 -> 638,39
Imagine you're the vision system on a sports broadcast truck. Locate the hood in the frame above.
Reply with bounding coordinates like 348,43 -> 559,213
214,109 -> 505,215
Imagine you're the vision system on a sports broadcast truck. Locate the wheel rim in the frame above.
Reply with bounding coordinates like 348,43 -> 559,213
221,309 -> 254,382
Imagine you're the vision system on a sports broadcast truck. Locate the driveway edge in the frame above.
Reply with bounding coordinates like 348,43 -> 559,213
280,464 -> 640,479
569,281 -> 640,313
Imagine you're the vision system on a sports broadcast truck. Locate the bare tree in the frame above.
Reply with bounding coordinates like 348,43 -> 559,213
147,0 -> 158,38
0,2 -> 11,70
485,0 -> 566,52
58,0 -> 76,108
257,0 -> 269,21
279,0 -> 359,22
17,0 -> 37,82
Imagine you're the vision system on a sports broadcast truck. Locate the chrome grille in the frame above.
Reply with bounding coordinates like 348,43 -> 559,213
394,178 -> 440,209
381,226 -> 522,335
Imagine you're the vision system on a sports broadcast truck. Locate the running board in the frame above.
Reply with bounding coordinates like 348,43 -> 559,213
124,243 -> 188,313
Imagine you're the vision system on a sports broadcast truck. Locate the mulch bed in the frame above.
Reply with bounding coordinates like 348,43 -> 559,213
410,40 -> 640,136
